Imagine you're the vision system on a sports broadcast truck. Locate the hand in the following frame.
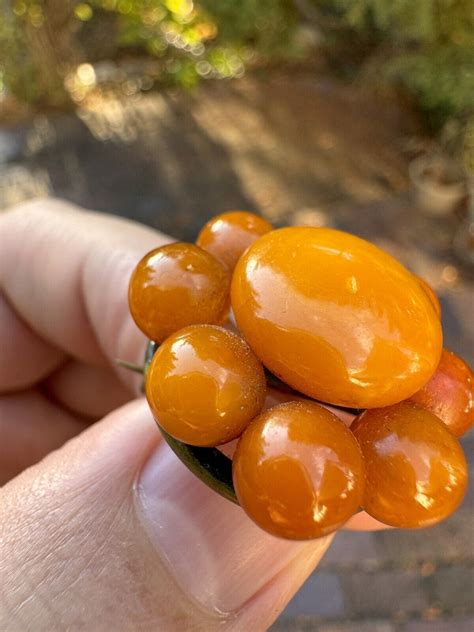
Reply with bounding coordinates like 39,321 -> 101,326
0,199 -> 384,632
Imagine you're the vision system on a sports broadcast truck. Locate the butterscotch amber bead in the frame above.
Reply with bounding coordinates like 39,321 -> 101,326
196,211 -> 272,271
233,401 -> 365,540
146,325 -> 266,446
129,243 -> 230,343
409,349 -> 473,437
351,402 -> 467,528
231,227 -> 443,408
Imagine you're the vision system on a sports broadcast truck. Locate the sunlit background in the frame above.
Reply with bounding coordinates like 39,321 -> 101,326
1,2 -> 473,630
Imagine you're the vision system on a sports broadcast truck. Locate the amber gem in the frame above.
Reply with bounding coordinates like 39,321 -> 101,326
129,243 -> 230,343
196,211 -> 272,271
351,402 -> 467,528
231,227 -> 442,408
146,325 -> 266,446
409,349 -> 473,437
233,401 -> 365,540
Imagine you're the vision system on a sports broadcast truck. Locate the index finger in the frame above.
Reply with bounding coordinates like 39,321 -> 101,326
0,199 -> 169,392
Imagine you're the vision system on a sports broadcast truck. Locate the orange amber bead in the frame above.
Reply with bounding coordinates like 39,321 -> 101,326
409,349 -> 473,437
231,227 -> 442,408
146,325 -> 266,446
233,401 -> 365,540
196,211 -> 272,271
351,402 -> 467,528
129,243 -> 230,343
415,275 -> 441,318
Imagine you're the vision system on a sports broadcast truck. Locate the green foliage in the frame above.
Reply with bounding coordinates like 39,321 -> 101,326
0,0 -> 472,133
200,0 -> 298,53
0,0 -> 300,103
321,0 -> 474,128
0,4 -> 36,104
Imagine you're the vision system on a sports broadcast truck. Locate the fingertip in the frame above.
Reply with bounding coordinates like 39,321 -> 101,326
344,511 -> 392,531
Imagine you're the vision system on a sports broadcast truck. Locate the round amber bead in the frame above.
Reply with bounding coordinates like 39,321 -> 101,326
351,402 -> 467,528
129,243 -> 230,343
196,211 -> 272,271
409,349 -> 473,437
231,227 -> 442,408
233,401 -> 365,540
146,325 -> 266,446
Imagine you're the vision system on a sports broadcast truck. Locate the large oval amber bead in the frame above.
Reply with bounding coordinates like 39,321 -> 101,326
231,227 -> 442,408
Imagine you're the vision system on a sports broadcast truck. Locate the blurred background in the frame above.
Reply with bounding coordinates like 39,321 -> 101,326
0,2 -> 473,630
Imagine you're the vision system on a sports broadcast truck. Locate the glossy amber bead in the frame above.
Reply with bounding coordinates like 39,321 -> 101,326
231,227 -> 443,408
233,401 -> 365,540
409,349 -> 473,437
129,243 -> 230,343
146,325 -> 266,446
196,211 -> 272,271
351,402 -> 467,528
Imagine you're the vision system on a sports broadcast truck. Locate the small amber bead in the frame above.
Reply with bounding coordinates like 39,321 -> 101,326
129,243 -> 230,343
196,211 -> 272,271
351,402 -> 467,528
232,227 -> 443,408
146,325 -> 266,446
409,349 -> 473,437
233,401 -> 365,540
415,275 -> 441,318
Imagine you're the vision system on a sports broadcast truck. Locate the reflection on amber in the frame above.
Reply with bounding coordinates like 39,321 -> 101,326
409,349 -> 473,437
146,325 -> 266,446
197,210 -> 272,271
351,402 -> 467,528
232,227 -> 443,408
233,401 -> 364,539
129,242 -> 230,342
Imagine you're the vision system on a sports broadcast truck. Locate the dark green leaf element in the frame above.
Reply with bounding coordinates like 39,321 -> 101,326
158,426 -> 238,504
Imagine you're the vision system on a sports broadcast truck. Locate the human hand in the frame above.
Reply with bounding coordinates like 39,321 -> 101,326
0,200 -> 384,632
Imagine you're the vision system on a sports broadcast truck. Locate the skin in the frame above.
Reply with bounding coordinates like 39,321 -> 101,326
0,199 -> 387,632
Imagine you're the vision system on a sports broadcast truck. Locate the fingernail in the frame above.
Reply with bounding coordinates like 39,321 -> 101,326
136,441 -> 332,614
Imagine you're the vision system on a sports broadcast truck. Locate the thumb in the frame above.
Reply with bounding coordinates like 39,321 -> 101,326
0,398 -> 332,632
